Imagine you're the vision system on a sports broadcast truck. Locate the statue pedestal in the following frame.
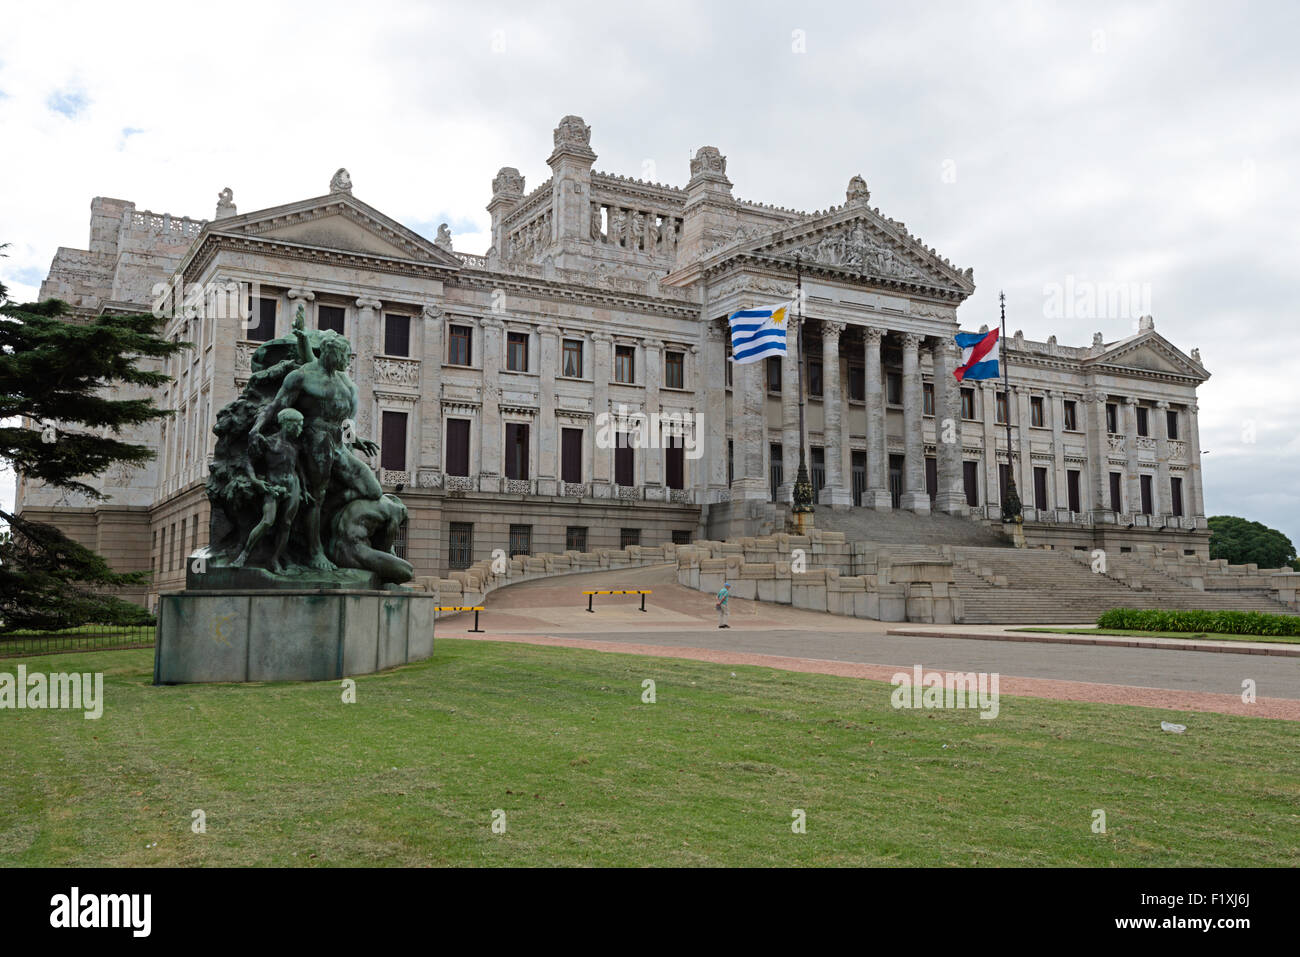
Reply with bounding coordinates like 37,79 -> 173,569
153,588 -> 436,685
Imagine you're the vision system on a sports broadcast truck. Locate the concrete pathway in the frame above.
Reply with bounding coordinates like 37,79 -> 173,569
435,564 -> 1300,719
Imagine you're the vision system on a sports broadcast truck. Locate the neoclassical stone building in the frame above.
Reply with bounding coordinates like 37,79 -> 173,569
17,115 -> 1211,608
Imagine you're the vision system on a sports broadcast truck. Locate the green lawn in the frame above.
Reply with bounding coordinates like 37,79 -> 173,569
1013,627 -> 1300,645
1,640 -> 1296,867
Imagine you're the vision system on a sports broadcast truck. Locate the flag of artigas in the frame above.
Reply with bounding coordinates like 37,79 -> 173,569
150,276 -> 261,327
594,404 -> 704,459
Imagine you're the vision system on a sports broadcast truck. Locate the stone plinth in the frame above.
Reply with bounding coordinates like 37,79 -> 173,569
153,588 -> 436,684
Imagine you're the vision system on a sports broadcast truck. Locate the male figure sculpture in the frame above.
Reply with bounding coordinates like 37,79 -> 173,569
232,408 -> 310,572
329,494 -> 414,584
252,309 -> 379,571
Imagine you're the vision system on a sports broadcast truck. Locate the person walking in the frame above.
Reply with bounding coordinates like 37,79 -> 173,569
716,581 -> 731,628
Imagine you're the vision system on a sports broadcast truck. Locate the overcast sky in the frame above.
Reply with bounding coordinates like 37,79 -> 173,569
1,0 -> 1297,547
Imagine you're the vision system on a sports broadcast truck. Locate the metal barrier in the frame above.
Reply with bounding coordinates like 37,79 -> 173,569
582,590 -> 651,613
436,606 -> 485,633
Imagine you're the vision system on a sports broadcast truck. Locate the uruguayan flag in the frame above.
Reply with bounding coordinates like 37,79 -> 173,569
729,301 -> 792,365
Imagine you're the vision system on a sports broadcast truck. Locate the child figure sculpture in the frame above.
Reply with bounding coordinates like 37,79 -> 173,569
232,407 -> 311,572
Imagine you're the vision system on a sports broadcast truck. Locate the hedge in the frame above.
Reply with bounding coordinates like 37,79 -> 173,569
1097,608 -> 1300,637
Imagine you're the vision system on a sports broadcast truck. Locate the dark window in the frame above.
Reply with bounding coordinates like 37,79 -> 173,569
886,371 -> 902,405
566,527 -> 587,551
170,522 -> 177,572
725,340 -> 733,387
1063,400 -> 1078,431
727,439 -> 733,486
381,411 -> 407,471
849,365 -> 865,401
1136,406 -> 1150,437
808,359 -> 823,397
1031,396 -> 1045,428
393,519 -> 407,560
505,423 -> 529,480
561,428 -> 583,484
384,314 -> 410,356
158,526 -> 166,575
672,530 -> 692,545
318,305 -> 345,335
922,382 -> 935,415
448,325 -> 473,365
665,351 -> 684,389
996,392 -> 1009,425
507,331 -> 528,372
851,450 -> 866,506
766,357 -> 782,394
191,516 -> 199,557
666,435 -> 685,490
1109,472 -> 1123,512
1140,474 -> 1153,515
925,456 -> 937,502
620,528 -> 640,549
615,345 -> 635,383
562,339 -> 583,378
1106,403 -> 1118,434
998,463 -> 1011,506
769,442 -> 783,501
1033,466 -> 1048,510
247,296 -> 277,342
811,446 -> 825,497
1170,477 -> 1184,517
614,431 -> 635,486
446,418 -> 471,476
178,518 -> 186,572
889,454 -> 904,509
961,388 -> 976,420
963,460 -> 979,507
1166,409 -> 1179,440
448,523 -> 473,569
509,524 -> 531,557
1067,469 -> 1082,513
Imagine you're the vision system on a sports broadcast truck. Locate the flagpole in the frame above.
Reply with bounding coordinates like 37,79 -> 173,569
999,290 -> 1022,525
792,254 -> 814,527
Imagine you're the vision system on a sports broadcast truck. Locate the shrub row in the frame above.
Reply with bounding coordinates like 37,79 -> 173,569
1097,608 -> 1300,637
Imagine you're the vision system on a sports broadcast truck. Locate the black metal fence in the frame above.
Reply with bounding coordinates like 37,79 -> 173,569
0,624 -> 156,658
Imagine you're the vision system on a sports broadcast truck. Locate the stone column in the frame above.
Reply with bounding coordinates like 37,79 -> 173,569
1186,400 -> 1204,522
479,317 -> 504,491
591,331 -> 614,491
1123,396 -> 1140,517
643,338 -> 663,492
778,318 -> 799,502
418,303 -> 444,480
982,380 -> 1000,514
899,333 -> 929,513
818,320 -> 851,505
862,327 -> 890,508
932,339 -> 965,515
734,354 -> 768,501
703,322 -> 728,499
1017,385 -> 1033,511
287,287 -> 315,332
1085,390 -> 1110,516
354,297 -> 382,443
537,325 -> 561,494
1154,399 -> 1171,522
1048,389 -> 1066,517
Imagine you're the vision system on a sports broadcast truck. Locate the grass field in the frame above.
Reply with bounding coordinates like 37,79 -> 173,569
1014,627 -> 1300,645
2,639 -> 1297,867
0,624 -> 155,658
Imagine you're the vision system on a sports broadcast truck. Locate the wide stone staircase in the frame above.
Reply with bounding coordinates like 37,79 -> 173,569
946,546 -> 1298,624
809,507 -> 1011,547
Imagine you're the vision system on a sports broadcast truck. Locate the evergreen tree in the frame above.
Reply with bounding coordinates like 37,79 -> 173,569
0,245 -> 185,631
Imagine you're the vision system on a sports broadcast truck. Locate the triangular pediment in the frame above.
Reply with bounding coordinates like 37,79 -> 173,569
726,204 -> 975,299
1089,332 -> 1208,380
209,193 -> 462,267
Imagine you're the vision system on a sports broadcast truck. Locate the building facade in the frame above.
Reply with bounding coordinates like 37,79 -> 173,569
17,115 -> 1211,609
